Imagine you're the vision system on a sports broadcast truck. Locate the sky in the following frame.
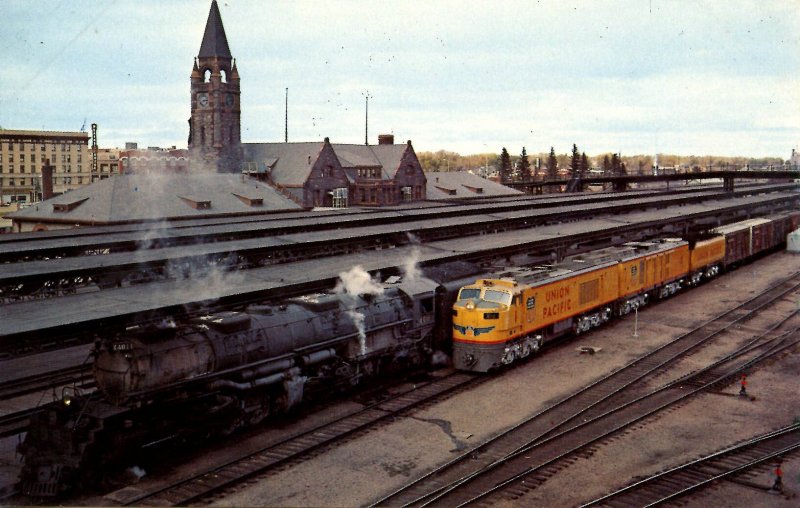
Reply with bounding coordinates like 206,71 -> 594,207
1,0 -> 799,158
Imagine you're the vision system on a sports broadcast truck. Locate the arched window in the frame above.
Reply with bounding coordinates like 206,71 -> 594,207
220,69 -> 227,83
204,69 -> 211,83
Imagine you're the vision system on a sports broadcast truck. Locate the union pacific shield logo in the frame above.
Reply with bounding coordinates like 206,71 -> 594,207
453,324 -> 494,336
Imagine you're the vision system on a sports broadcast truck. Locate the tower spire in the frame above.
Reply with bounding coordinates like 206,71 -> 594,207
189,0 -> 241,173
198,0 -> 232,59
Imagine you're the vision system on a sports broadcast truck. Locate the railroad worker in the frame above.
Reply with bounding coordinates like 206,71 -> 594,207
772,464 -> 783,492
738,374 -> 747,397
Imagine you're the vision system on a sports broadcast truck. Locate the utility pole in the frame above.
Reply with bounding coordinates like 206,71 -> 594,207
363,90 -> 372,145
284,88 -> 288,143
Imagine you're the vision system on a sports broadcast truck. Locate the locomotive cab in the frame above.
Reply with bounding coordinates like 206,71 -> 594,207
452,279 -> 528,371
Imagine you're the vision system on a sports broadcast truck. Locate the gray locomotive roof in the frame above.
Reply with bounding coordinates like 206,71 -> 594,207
484,239 -> 687,288
388,275 -> 440,297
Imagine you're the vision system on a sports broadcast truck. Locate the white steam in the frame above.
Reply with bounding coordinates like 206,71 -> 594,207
127,465 -> 146,481
334,266 -> 383,356
333,265 -> 384,297
401,247 -> 422,283
346,309 -> 367,355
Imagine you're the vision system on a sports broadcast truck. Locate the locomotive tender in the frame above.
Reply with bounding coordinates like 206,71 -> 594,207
17,212 -> 799,496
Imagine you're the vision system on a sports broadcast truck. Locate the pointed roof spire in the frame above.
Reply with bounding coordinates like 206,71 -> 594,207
198,0 -> 232,59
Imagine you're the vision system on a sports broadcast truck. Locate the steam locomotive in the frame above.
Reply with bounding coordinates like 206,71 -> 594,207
17,212 -> 799,496
17,264 -> 480,497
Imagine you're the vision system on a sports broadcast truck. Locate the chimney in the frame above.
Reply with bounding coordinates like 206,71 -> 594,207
378,134 -> 394,145
42,159 -> 54,200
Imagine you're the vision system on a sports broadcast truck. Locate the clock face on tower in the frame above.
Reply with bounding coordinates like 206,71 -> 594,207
198,93 -> 209,107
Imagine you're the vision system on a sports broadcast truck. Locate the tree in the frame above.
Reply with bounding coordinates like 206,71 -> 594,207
602,155 -> 611,174
611,153 -> 620,176
570,144 -> 580,178
547,147 -> 558,180
580,152 -> 589,177
499,147 -> 512,182
519,147 -> 531,181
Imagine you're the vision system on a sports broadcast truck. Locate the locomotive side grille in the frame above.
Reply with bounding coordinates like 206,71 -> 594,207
579,279 -> 599,305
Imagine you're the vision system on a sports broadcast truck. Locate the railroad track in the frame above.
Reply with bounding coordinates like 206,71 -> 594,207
114,371 -> 480,506
372,271 -> 800,507
403,325 -> 800,507
581,422 -> 800,507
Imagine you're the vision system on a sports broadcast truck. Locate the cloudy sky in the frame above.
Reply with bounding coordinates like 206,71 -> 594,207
2,0 -> 798,158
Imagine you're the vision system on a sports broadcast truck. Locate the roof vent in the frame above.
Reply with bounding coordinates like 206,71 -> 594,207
435,185 -> 457,196
232,193 -> 263,207
179,196 -> 212,210
52,198 -> 89,213
462,185 -> 484,194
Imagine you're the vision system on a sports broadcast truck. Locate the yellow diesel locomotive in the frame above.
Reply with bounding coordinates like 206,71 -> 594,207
452,237 -> 725,372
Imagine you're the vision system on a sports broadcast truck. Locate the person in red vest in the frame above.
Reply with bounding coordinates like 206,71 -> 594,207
772,463 -> 783,492
738,374 -> 747,396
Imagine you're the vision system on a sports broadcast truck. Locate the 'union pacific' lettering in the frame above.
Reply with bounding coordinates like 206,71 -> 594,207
545,286 -> 569,302
542,299 -> 572,318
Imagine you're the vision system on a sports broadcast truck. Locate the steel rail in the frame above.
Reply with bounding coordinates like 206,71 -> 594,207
580,423 -> 800,507
116,371 -> 480,507
371,271 -> 800,507
435,326 -> 800,507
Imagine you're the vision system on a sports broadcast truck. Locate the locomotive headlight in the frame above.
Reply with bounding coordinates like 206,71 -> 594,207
63,395 -> 72,406
466,300 -> 476,310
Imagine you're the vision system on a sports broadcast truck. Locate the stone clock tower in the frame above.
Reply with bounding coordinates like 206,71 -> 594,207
189,0 -> 241,173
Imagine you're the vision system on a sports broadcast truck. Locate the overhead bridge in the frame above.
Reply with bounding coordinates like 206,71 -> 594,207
505,170 -> 800,194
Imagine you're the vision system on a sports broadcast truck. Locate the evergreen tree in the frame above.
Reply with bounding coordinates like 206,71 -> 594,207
499,147 -> 511,182
519,147 -> 531,181
581,152 -> 589,177
611,153 -> 620,176
570,144 -> 580,178
602,154 -> 612,174
547,147 -> 558,180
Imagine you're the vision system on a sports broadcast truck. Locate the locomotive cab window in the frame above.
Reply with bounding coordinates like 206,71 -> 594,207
420,297 -> 434,314
458,288 -> 481,300
484,289 -> 512,306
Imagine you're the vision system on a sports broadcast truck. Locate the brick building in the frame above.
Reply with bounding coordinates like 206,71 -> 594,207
0,129 -> 91,204
242,135 -> 426,208
192,1 -> 426,207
